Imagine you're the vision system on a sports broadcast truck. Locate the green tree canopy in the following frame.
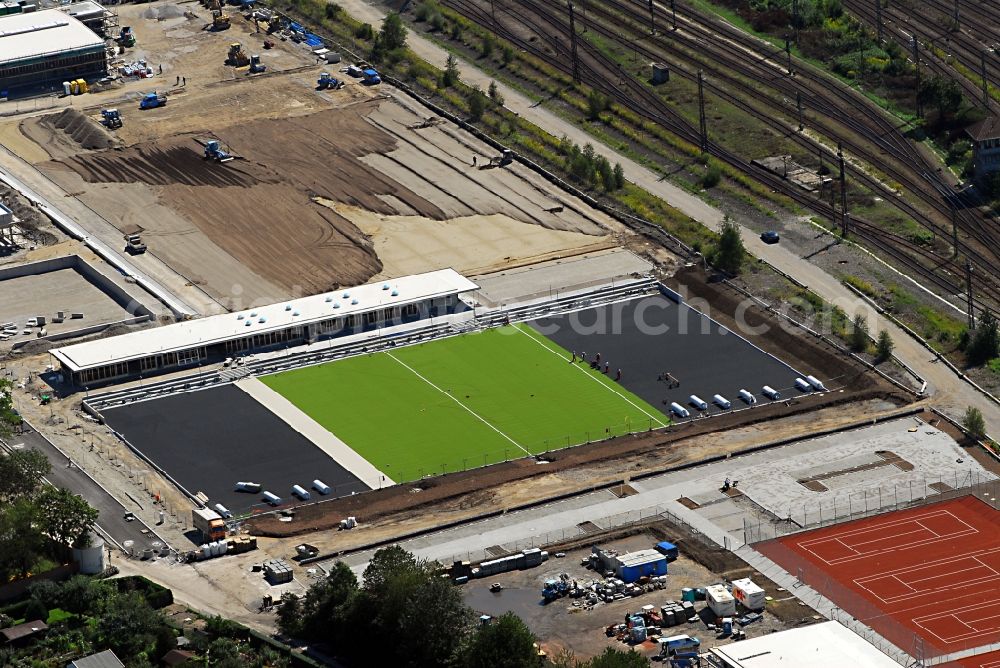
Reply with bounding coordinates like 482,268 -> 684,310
0,379 -> 20,438
379,12 -> 407,51
714,216 -> 745,274
35,487 -> 99,548
962,406 -> 987,440
0,447 -> 50,503
967,310 -> 999,366
461,612 -> 537,668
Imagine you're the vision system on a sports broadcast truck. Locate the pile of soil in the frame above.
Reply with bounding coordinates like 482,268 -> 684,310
141,4 -> 186,19
47,109 -> 116,150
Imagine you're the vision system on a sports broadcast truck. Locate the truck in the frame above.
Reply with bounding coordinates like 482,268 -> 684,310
192,507 -> 226,541
658,635 -> 700,657
139,92 -> 166,110
123,232 -> 146,254
362,68 -> 381,85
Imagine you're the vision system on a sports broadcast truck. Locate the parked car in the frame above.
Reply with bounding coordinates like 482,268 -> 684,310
760,231 -> 780,244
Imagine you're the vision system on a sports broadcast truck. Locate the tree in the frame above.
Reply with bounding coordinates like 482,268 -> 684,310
379,12 -> 407,51
299,562 -> 358,642
59,575 -> 110,615
849,313 -> 869,352
480,33 -> 495,58
963,406 -> 987,440
967,310 -> 1000,366
584,647 -> 649,668
276,593 -> 303,638
468,85 -> 488,122
587,89 -> 607,121
0,379 -> 20,438
0,447 -> 50,503
613,163 -> 625,189
875,329 -> 894,363
442,53 -> 459,87
97,591 -> 171,661
461,612 -> 537,668
502,45 -> 514,66
23,598 -> 47,623
918,76 -> 963,122
488,80 -> 503,106
35,487 -> 98,548
399,576 -> 471,667
0,499 -> 45,579
714,216 -> 745,274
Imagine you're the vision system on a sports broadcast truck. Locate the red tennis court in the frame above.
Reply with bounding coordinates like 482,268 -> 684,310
941,649 -> 1000,668
757,496 -> 1000,658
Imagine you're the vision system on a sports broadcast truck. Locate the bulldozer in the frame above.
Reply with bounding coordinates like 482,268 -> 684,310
226,42 -> 249,67
211,9 -> 230,30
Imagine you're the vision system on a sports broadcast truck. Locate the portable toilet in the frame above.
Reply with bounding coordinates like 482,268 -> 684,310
312,479 -> 331,495
738,389 -> 756,405
670,402 -> 690,418
794,377 -> 812,392
62,81 -> 71,96
762,385 -> 780,400
722,617 -> 733,635
712,394 -> 731,409
689,395 -> 708,411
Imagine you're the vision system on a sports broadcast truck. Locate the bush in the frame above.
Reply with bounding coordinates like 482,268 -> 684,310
701,162 -> 722,188
441,53 -> 459,88
875,330 -> 894,363
850,313 -> 870,352
713,216 -> 744,274
468,86 -> 488,122
354,23 -> 374,40
23,598 -> 47,623
963,406 -> 987,440
501,45 -> 514,66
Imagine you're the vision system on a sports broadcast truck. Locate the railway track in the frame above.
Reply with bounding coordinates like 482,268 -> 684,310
442,0 -> 1000,311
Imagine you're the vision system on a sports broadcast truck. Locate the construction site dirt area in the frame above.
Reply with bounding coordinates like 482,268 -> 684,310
100,385 -> 369,519
462,531 -> 816,659
0,265 -> 142,346
757,496 -> 1000,658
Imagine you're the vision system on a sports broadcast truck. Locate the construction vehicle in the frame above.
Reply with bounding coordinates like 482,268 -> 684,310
139,92 -> 166,110
101,109 -> 122,129
248,54 -> 265,74
203,139 -> 235,163
226,42 -> 249,67
123,232 -> 146,254
266,15 -> 281,33
488,149 -> 514,167
541,578 -> 569,602
316,72 -> 342,90
193,507 -> 226,541
211,9 -> 230,30
362,67 -> 381,85
118,26 -> 135,47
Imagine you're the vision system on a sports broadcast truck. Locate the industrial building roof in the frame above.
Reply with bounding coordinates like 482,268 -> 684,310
616,549 -> 665,567
57,1 -> 109,21
967,115 -> 1000,141
68,650 -> 126,668
709,621 -> 899,668
52,268 -> 478,371
0,10 -> 105,66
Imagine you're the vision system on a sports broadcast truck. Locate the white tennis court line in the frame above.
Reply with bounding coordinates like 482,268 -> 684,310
977,660 -> 1000,668
856,548 -> 1000,604
514,324 -> 669,428
385,351 -> 532,458
798,509 -> 980,564
914,600 -> 1000,643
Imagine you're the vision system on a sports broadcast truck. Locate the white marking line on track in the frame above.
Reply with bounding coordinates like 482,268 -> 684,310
914,519 -> 943,538
514,325 -> 669,428
979,660 -> 1000,668
385,351 -> 532,457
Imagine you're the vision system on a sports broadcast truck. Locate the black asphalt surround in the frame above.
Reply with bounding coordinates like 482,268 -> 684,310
103,385 -> 369,514
529,295 -> 807,418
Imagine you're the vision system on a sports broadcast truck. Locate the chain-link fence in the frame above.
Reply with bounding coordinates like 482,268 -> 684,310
744,469 -> 1000,544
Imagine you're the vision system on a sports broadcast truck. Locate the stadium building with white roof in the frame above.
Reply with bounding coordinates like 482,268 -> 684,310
51,269 -> 478,387
0,9 -> 107,94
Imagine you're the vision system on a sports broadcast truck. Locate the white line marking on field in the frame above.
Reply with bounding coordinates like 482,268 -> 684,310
514,324 -> 669,428
385,352 -> 532,457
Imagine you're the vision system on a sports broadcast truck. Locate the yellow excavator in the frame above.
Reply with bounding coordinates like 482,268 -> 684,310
211,9 -> 230,30
226,42 -> 249,67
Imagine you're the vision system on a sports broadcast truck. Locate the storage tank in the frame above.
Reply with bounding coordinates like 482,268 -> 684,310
712,394 -> 731,409
669,402 -> 690,418
213,503 -> 232,519
688,395 -> 708,411
72,532 -> 106,574
291,484 -> 311,500
262,491 -> 281,505
738,389 -> 756,405
200,544 -> 210,559
806,374 -> 827,391
235,481 -> 261,493
762,385 -> 780,400
312,479 -> 331,495
794,377 -> 811,392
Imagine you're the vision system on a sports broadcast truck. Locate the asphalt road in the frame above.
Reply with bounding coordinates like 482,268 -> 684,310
3,424 -> 163,554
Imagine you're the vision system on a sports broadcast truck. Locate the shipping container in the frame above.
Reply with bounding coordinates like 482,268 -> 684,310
655,541 -> 679,561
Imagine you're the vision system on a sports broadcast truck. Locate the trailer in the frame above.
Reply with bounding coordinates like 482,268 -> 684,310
705,584 -> 736,617
312,479 -> 331,495
731,577 -> 766,611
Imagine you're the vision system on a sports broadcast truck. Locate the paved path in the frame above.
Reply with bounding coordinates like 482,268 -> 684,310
2,423 -> 164,554
0,146 -> 221,318
235,376 -> 392,488
337,0 -> 998,435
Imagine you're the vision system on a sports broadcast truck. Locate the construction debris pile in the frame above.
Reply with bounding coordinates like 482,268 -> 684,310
119,59 -> 153,79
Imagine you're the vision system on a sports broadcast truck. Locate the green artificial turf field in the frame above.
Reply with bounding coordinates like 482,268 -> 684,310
260,324 -> 669,482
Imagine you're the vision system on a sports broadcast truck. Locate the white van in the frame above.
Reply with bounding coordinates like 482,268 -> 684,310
659,634 -> 700,656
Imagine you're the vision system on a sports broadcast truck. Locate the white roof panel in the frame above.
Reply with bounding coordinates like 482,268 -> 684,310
0,10 -> 105,66
53,269 -> 477,371
710,621 -> 900,668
